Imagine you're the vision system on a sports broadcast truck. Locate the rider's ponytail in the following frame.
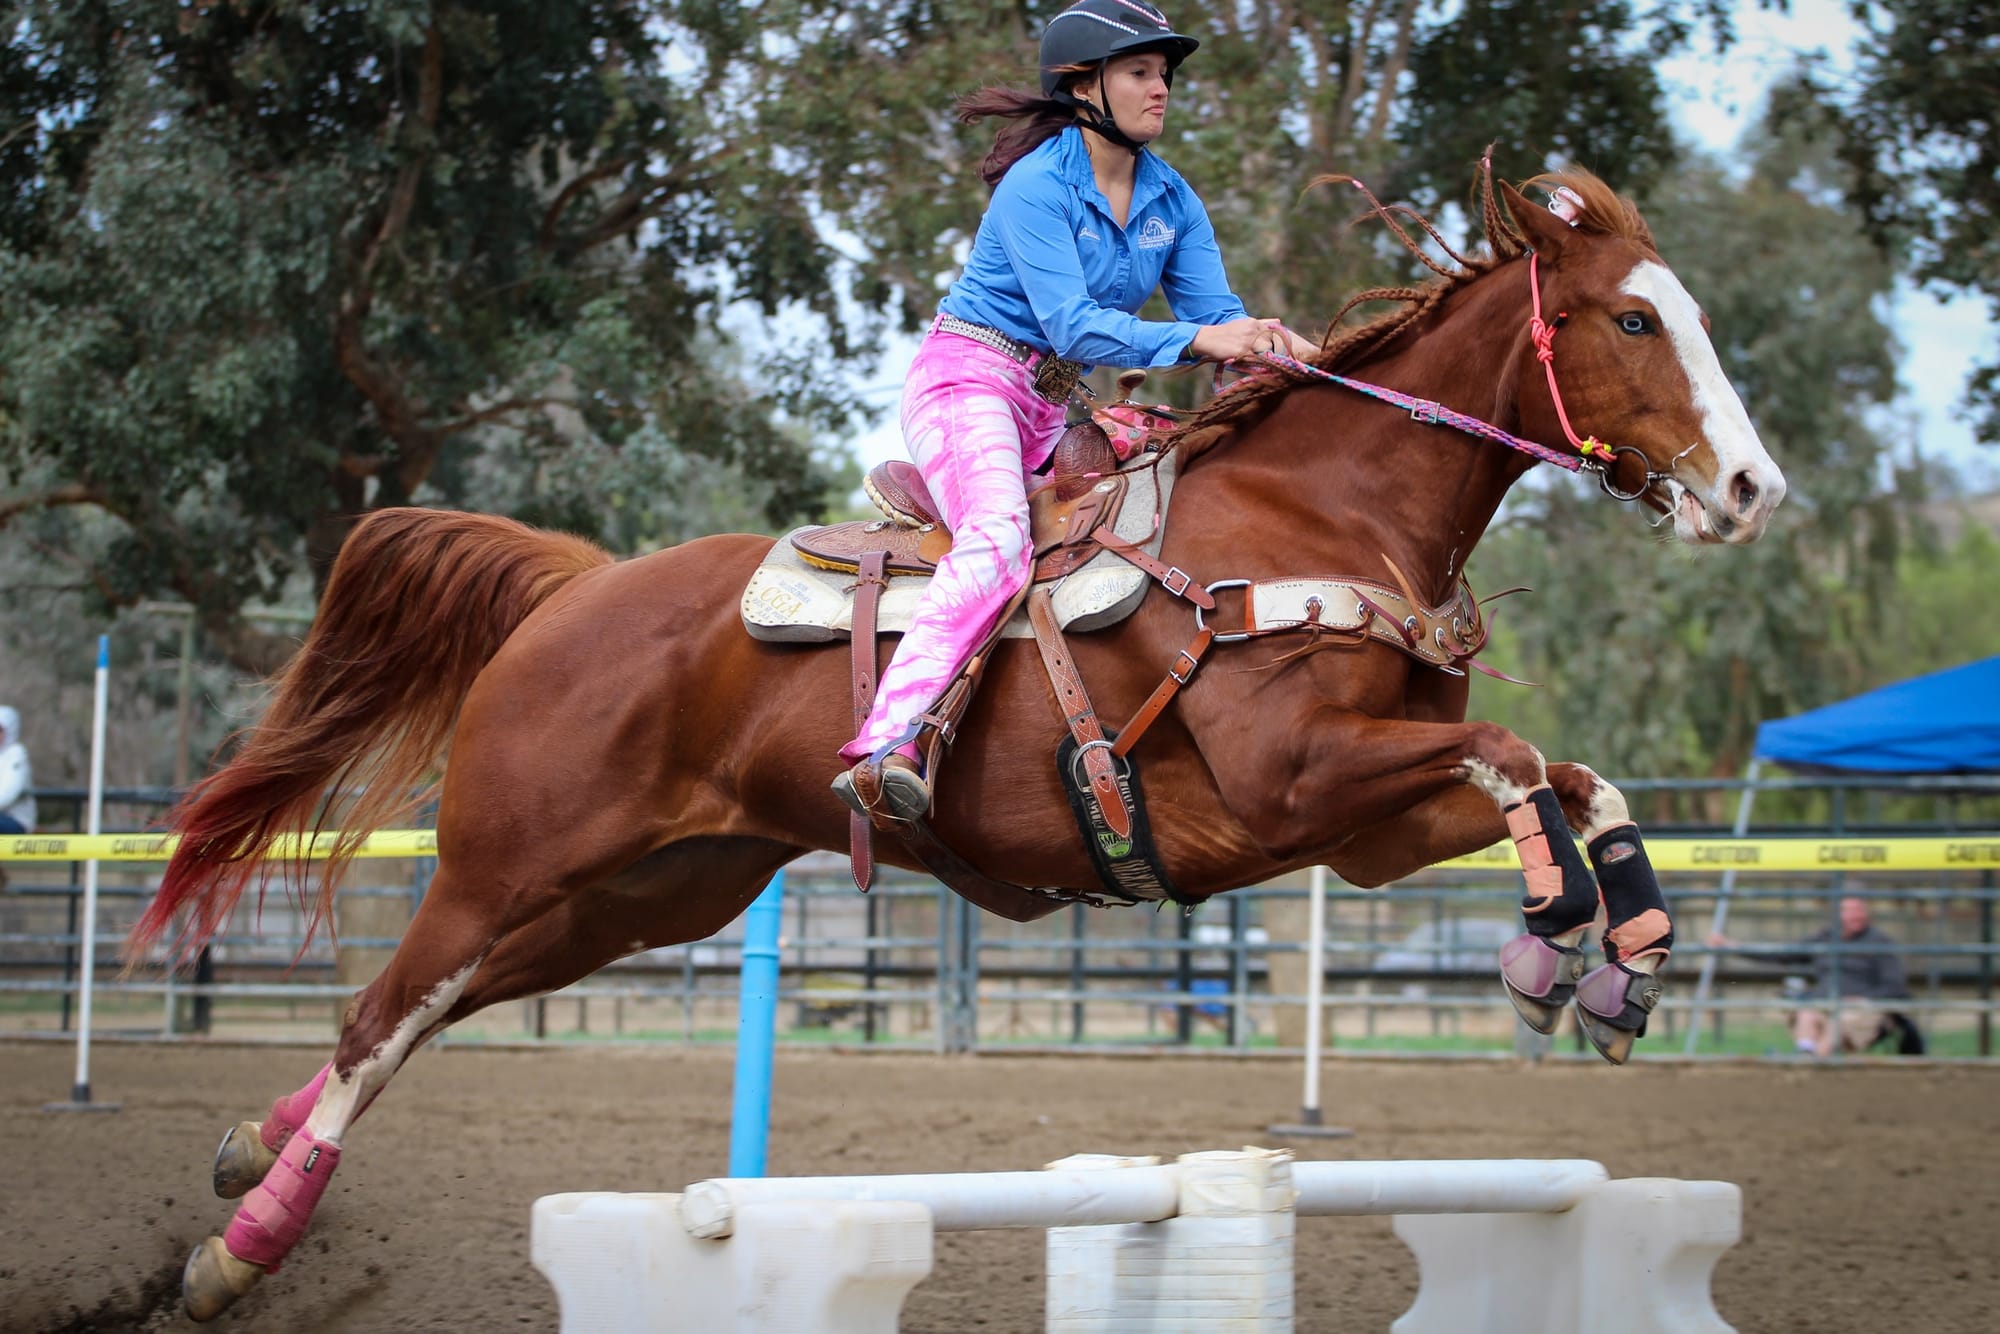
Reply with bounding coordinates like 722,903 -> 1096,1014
956,76 -> 1087,188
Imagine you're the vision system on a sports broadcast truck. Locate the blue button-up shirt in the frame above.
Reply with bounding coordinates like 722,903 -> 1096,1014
938,126 -> 1249,370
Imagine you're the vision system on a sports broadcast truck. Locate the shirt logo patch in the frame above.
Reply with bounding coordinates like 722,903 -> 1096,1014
1136,216 -> 1176,250
1078,225 -> 1101,242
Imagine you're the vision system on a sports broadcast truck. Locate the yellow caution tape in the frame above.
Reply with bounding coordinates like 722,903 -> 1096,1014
1,830 -> 438,862
4,830 -> 1998,872
1435,836 -> 2000,873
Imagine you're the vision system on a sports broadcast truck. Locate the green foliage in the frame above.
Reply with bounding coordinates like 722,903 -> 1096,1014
763,0 -> 1739,337
1801,1 -> 2000,442
0,0 -> 866,672
1467,95 -> 1921,780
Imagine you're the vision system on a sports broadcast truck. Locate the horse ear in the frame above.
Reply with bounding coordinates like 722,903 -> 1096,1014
1499,180 -> 1569,261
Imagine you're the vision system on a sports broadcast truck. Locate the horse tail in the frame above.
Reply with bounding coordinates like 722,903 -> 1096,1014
128,508 -> 614,963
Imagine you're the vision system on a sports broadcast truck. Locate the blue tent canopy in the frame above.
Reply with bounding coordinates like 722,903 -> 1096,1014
1753,655 -> 2000,774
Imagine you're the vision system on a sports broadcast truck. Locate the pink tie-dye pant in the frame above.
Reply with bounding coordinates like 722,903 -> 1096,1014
840,327 -> 1069,762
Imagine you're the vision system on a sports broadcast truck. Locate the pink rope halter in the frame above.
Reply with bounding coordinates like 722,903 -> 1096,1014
1527,249 -> 1614,466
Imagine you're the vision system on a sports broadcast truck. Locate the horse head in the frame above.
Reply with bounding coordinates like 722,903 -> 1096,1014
1499,169 -> 1786,544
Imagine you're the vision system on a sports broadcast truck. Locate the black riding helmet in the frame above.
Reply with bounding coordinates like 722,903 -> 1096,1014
1039,0 -> 1199,151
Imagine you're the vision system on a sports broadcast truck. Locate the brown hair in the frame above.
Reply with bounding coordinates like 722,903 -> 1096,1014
956,64 -> 1092,187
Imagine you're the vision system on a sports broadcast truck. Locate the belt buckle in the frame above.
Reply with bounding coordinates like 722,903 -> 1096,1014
1033,354 -> 1083,405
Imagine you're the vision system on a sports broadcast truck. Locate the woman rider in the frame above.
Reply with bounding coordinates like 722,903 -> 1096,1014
834,0 -> 1316,819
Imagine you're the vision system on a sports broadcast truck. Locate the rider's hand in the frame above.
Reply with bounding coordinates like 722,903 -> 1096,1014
1187,317 -> 1291,363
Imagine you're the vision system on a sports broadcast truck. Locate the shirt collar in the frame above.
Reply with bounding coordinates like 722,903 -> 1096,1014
1055,125 -> 1169,222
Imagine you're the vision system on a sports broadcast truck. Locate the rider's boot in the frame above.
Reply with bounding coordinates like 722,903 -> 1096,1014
832,745 -> 931,822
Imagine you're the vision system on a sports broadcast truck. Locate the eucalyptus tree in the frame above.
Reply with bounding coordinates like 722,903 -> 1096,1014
1803,0 -> 2000,443
1468,102 -> 1906,782
0,1 -> 864,671
764,0 -> 1740,349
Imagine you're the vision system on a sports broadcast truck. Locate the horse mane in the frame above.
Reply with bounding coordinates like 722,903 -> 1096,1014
1163,159 -> 1654,461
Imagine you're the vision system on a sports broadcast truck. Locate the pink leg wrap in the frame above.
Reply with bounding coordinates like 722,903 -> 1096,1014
224,1130 -> 341,1271
258,1063 -> 332,1153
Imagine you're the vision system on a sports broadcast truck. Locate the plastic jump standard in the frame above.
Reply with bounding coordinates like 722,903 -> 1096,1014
531,1149 -> 1741,1333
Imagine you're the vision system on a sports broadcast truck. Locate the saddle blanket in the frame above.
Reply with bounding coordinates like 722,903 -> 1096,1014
740,450 -> 1180,643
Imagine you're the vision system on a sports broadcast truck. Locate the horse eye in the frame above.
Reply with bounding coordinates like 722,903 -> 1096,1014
1617,312 -> 1654,336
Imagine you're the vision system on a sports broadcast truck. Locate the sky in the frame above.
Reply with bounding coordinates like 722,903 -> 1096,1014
841,1 -> 1996,486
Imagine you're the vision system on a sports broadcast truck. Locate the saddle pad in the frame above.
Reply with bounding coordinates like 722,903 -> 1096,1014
741,450 -> 1180,643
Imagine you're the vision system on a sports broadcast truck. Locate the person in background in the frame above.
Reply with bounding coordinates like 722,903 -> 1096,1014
0,705 -> 35,836
1708,896 -> 1911,1055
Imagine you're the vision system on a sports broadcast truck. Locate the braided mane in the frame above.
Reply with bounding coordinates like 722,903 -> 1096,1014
1163,160 -> 1653,460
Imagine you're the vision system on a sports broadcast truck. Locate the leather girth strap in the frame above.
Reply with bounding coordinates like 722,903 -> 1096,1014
847,551 -> 889,892
1026,587 -> 1132,839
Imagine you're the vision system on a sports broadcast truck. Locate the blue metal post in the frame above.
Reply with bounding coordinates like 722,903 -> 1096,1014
728,869 -> 786,1177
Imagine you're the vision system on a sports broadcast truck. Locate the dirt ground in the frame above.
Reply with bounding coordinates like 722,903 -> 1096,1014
2,1041 -> 1995,1334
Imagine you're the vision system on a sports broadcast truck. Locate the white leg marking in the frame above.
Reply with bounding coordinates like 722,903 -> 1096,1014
304,959 -> 481,1146
1571,765 -> 1632,841
1463,752 -> 1544,808
1623,261 -> 1787,537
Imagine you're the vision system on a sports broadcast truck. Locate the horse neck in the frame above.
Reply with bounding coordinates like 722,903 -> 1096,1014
1193,261 -> 1538,599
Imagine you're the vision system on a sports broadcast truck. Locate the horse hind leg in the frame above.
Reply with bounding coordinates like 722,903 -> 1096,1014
182,875 -> 508,1321
181,835 -> 797,1321
1551,764 -> 1672,1064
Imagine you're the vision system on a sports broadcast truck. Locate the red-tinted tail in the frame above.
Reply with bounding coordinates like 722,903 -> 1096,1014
128,509 -> 612,963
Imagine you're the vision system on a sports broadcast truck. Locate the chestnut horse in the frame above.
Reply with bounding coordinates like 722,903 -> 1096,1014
134,166 -> 1783,1319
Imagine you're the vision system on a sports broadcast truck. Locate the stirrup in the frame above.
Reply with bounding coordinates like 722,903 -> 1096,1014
1498,932 -> 1586,1035
832,755 -> 931,822
1574,960 -> 1664,1066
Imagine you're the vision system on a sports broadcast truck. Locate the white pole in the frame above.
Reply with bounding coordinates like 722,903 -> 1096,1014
52,635 -> 117,1111
1267,865 -> 1351,1138
1303,863 -> 1326,1116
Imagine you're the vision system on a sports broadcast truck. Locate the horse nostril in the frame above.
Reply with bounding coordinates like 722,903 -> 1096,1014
1731,470 -> 1760,516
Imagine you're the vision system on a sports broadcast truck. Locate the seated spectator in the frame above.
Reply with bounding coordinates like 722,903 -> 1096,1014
1709,897 -> 1912,1055
0,705 -> 33,836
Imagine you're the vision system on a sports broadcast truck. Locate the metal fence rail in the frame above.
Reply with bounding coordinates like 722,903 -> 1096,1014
4,781 -> 1998,1059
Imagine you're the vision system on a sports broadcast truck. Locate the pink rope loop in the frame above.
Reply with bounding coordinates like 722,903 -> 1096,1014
1527,253 -> 1614,462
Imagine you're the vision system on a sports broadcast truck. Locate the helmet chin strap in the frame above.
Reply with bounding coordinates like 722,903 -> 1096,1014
1065,63 -> 1145,156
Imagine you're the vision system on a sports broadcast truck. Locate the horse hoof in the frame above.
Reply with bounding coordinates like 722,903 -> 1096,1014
1574,961 -> 1664,1066
1498,933 -> 1585,1035
183,1235 -> 263,1322
213,1121 -> 279,1199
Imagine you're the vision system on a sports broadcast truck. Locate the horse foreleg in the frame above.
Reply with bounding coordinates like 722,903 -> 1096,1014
1548,762 -> 1672,1063
1280,718 -> 1658,1063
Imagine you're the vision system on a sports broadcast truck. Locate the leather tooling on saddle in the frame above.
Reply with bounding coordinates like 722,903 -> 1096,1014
740,406 -> 1181,644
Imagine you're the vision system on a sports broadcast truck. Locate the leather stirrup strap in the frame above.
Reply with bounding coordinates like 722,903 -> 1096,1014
896,816 -> 1074,923
847,551 -> 889,892
1026,588 -> 1132,839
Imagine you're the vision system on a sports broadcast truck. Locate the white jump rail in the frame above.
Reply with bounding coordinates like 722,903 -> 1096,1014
531,1149 -> 1741,1334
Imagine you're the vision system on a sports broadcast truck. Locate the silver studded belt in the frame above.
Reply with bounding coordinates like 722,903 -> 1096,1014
935,314 -> 1089,405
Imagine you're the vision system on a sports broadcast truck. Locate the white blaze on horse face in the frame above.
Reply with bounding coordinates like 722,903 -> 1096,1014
304,959 -> 480,1146
1622,261 -> 1786,545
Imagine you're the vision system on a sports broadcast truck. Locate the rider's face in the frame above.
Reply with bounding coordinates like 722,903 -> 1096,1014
1078,53 -> 1170,143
